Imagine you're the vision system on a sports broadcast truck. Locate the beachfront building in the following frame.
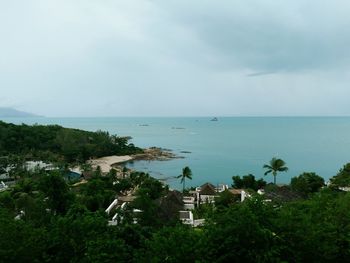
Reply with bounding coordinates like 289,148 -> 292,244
179,210 -> 205,227
107,190 -> 184,226
182,182 -> 231,208
156,190 -> 184,220
181,182 -> 257,210
196,183 -> 217,204
106,195 -> 136,225
215,184 -> 229,192
183,196 -> 196,210
228,188 -> 251,202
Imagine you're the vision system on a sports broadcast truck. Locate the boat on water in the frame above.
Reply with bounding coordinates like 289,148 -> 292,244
210,117 -> 218,121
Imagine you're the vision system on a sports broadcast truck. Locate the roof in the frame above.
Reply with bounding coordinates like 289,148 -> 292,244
228,189 -> 243,195
157,190 -> 184,208
156,191 -> 184,222
264,185 -> 302,202
200,182 -> 216,189
118,195 -> 136,202
165,190 -> 183,204
199,183 -> 217,195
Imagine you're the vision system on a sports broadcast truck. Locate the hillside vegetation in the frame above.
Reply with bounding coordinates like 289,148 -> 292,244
0,121 -> 142,163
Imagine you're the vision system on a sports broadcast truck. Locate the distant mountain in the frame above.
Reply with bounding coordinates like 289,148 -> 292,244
0,107 -> 41,117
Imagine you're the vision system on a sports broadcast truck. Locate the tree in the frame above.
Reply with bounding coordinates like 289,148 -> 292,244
132,189 -> 161,227
177,166 -> 192,193
131,177 -> 166,227
201,200 -> 281,262
38,171 -> 73,215
138,225 -> 202,263
0,208 -> 48,262
274,191 -> 350,261
45,205 -> 111,262
232,174 -> 267,191
263,157 -> 288,184
290,172 -> 324,196
330,163 -> 350,187
215,190 -> 238,208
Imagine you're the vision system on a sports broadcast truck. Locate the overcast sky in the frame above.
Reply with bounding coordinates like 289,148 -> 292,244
1,0 -> 350,117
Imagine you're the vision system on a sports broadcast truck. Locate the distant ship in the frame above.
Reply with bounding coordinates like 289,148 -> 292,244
210,117 -> 218,121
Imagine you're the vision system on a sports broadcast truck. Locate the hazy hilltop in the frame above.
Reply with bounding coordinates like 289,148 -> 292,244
0,107 -> 41,117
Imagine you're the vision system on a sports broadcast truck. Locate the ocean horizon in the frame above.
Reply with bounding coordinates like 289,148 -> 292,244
1,116 -> 350,189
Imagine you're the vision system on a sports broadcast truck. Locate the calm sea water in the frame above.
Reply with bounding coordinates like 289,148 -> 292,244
2,117 -> 350,189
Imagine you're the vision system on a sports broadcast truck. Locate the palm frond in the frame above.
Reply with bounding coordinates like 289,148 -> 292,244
279,167 -> 288,172
264,170 -> 272,175
263,164 -> 272,169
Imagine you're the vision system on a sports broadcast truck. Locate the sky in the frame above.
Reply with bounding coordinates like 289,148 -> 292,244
1,0 -> 350,117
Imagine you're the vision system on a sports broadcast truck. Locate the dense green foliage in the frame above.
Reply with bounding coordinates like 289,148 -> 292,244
232,174 -> 267,191
290,172 -> 325,196
330,163 -> 350,187
2,174 -> 350,262
0,121 -> 142,163
1,163 -> 350,262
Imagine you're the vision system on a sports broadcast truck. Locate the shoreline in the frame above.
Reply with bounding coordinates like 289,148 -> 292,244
88,155 -> 134,174
88,147 -> 183,174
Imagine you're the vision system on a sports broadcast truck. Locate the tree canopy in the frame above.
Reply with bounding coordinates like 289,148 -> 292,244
330,163 -> 350,187
0,121 -> 142,163
291,172 -> 325,196
1,162 -> 350,262
232,174 -> 266,191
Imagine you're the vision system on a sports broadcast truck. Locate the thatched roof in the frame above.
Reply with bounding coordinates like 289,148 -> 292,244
118,195 -> 136,202
264,185 -> 302,202
228,189 -> 243,195
199,183 -> 216,195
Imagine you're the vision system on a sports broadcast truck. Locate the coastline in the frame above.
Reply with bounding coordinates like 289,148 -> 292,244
88,147 -> 183,174
88,155 -> 134,173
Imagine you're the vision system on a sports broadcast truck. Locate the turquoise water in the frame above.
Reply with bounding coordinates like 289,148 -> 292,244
2,117 -> 350,189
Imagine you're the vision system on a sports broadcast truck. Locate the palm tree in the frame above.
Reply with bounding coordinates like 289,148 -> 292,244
263,157 -> 288,185
177,166 -> 193,193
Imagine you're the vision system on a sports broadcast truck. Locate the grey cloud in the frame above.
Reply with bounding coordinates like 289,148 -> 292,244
246,71 -> 277,77
0,1 -> 350,116
153,0 -> 350,72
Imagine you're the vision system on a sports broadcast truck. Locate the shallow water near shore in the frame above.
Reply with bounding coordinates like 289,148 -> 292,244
2,116 -> 350,189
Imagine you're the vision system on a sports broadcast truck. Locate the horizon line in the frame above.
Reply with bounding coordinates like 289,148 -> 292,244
3,115 -> 350,118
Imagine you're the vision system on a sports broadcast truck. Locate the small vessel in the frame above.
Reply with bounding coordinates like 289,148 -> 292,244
210,117 -> 218,121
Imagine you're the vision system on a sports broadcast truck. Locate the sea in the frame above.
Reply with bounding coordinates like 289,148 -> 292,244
1,117 -> 350,189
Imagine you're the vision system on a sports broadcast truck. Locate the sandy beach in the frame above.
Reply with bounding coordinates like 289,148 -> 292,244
86,147 -> 181,174
88,155 -> 133,173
